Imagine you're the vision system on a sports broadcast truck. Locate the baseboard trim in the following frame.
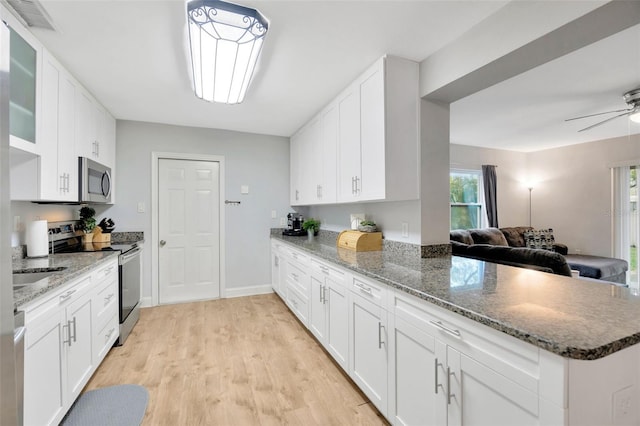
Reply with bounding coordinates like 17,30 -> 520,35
139,296 -> 153,308
225,284 -> 274,298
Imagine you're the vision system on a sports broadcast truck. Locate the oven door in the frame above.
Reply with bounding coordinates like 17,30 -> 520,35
119,246 -> 142,323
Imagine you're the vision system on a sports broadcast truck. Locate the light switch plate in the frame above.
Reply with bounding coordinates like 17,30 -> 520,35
137,202 -> 145,213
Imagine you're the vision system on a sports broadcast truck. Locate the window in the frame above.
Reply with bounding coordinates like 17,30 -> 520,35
450,169 -> 483,230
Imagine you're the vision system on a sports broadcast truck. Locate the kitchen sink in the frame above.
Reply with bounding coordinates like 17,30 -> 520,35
13,267 -> 68,288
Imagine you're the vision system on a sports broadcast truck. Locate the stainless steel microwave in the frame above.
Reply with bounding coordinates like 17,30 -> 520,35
79,157 -> 112,203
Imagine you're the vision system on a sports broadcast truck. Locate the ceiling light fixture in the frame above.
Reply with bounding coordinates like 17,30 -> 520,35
629,109 -> 640,124
186,0 -> 269,104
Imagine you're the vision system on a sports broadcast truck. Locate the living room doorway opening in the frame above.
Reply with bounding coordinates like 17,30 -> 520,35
613,165 -> 638,291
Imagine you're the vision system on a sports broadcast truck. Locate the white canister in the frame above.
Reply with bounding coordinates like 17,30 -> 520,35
26,220 -> 49,258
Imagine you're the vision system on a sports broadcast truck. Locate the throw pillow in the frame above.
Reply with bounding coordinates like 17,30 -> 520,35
523,228 -> 556,251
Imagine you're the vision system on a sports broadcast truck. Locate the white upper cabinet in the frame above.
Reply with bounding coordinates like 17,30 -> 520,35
74,65 -> 116,170
291,55 -> 419,206
290,105 -> 338,206
39,49 -> 78,202
338,56 -> 419,203
6,5 -> 116,202
7,16 -> 42,154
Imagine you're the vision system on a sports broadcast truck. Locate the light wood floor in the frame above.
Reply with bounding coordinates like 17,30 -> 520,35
86,293 -> 388,425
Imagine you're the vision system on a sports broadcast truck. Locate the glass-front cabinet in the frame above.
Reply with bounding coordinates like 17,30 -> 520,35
8,24 -> 40,154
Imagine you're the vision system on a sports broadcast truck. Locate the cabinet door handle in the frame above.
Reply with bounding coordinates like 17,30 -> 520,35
354,176 -> 360,194
274,256 -> 279,267
319,284 -> 324,303
59,289 -> 77,303
96,141 -> 100,157
71,317 -> 77,343
60,174 -> 65,192
435,358 -> 442,394
429,320 -> 461,338
323,285 -> 328,305
447,367 -> 455,405
66,173 -> 70,192
351,177 -> 355,194
62,322 -> 71,347
378,322 -> 385,349
295,189 -> 299,201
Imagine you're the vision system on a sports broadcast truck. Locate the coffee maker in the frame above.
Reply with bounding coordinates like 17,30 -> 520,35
282,213 -> 307,236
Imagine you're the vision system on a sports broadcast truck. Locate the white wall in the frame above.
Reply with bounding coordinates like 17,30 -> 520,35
9,202 -> 113,247
450,144 -> 529,228
307,200 -> 421,243
527,134 -> 640,257
102,120 -> 290,301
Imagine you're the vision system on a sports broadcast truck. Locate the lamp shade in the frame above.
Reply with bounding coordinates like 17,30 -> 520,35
187,0 -> 268,104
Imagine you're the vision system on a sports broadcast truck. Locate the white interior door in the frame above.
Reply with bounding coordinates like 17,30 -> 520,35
158,158 -> 220,304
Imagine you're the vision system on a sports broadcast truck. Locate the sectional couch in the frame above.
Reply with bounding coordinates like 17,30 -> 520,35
450,227 -> 572,276
450,226 -> 628,284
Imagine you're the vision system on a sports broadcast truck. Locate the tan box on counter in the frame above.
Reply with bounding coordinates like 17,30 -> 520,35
336,230 -> 382,252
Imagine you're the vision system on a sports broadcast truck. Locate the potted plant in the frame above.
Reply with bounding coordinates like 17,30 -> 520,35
78,206 -> 97,243
302,218 -> 320,241
358,220 -> 377,233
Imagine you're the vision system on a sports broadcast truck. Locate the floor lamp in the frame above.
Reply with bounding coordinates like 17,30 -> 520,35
528,187 -> 533,227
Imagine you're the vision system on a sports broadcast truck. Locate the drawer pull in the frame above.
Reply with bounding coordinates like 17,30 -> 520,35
319,265 -> 330,274
429,320 -> 461,338
291,273 -> 298,281
105,327 -> 116,343
355,282 -> 373,296
103,266 -> 115,276
59,289 -> 77,303
104,293 -> 115,306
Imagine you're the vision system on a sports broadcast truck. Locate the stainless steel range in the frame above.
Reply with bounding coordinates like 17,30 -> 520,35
48,221 -> 142,345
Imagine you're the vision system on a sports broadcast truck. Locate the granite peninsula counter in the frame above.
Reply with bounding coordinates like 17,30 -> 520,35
272,234 -> 640,361
13,251 -> 120,309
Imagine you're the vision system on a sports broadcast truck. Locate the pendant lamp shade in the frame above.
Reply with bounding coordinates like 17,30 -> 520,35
187,0 -> 268,104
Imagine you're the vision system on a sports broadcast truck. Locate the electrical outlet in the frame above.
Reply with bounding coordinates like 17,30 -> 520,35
279,217 -> 287,226
241,185 -> 249,194
401,222 -> 409,238
613,386 -> 636,425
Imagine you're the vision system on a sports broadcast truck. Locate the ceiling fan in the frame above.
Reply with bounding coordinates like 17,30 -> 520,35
565,88 -> 640,132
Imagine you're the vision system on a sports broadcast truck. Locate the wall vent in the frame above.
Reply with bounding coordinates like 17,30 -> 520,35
3,0 -> 55,30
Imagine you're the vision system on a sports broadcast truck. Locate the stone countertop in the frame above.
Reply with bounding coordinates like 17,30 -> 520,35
273,234 -> 640,360
13,252 -> 120,310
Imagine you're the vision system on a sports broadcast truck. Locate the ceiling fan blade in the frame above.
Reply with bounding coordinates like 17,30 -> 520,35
578,111 -> 631,132
565,108 -> 632,122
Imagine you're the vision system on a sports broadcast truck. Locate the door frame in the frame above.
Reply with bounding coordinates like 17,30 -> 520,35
151,152 -> 226,306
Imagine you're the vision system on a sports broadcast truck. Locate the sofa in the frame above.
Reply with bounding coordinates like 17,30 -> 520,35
450,227 -> 572,276
450,227 -> 628,284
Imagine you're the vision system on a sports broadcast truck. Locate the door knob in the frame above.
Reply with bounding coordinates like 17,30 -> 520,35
160,240 -> 166,247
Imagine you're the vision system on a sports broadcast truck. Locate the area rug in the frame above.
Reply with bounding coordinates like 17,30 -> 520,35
61,384 -> 148,426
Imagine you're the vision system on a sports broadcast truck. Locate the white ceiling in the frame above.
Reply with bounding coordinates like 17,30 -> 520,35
26,0 -> 640,152
451,21 -> 640,152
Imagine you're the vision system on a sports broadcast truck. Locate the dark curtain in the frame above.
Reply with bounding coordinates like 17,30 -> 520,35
482,165 -> 498,228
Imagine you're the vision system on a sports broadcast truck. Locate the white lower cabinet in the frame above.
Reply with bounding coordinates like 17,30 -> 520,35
270,240 -> 285,298
274,240 -> 640,426
349,287 -> 388,416
21,257 -> 119,426
309,259 -> 348,369
390,290 -> 543,426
